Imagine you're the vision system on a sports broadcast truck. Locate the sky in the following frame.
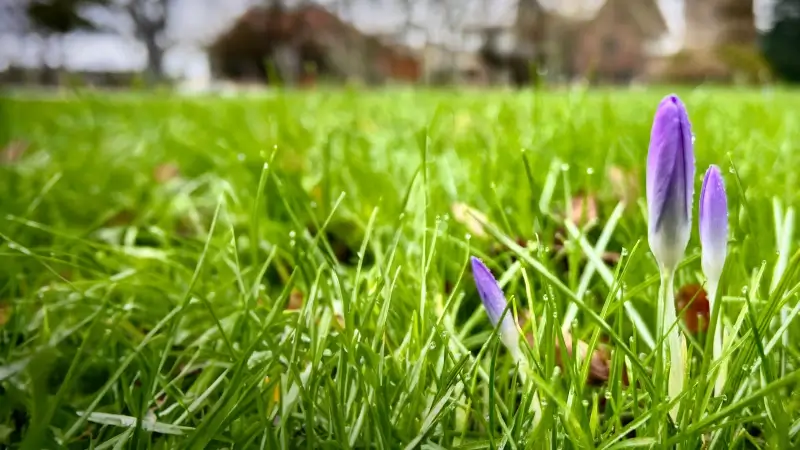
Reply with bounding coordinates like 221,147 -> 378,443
0,0 -> 775,80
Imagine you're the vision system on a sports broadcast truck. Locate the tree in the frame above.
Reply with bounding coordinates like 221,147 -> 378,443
761,0 -> 800,82
121,0 -> 169,82
24,0 -> 109,68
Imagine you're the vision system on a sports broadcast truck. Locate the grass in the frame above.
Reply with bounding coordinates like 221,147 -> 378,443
1,86 -> 800,449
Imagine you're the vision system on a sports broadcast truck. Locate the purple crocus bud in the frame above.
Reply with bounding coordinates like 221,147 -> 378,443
646,94 -> 695,272
699,165 -> 728,283
470,256 -> 521,358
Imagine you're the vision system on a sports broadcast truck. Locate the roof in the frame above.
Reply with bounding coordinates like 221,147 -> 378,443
461,0 -> 666,40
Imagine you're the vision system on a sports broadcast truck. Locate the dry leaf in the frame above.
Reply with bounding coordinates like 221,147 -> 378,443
675,284 -> 710,334
0,302 -> 11,326
1,140 -> 28,164
519,311 -> 618,386
153,163 -> 180,184
608,165 -> 640,207
287,289 -> 303,310
451,202 -> 489,239
570,192 -> 598,226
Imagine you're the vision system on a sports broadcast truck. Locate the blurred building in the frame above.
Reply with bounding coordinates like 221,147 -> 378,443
206,4 -> 421,86
475,0 -> 667,85
647,0 -> 763,83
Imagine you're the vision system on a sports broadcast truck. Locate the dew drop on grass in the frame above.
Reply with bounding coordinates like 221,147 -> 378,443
729,166 -> 735,174
237,153 -> 246,161
604,391 -> 612,399
638,353 -> 646,360
398,212 -> 405,220
465,233 -> 472,241
263,162 -> 269,170
289,240 -> 296,248
741,286 -> 749,295
310,201 -> 317,209
582,399 -> 590,407
722,394 -> 728,402
561,163 -> 570,172
586,167 -> 595,175
289,230 -> 296,239
429,342 -> 436,350
620,247 -> 629,257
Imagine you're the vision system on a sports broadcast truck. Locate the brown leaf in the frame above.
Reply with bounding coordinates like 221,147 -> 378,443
287,289 -> 303,310
608,166 -> 640,207
0,302 -> 11,326
1,140 -> 28,164
153,163 -> 180,184
675,284 -> 710,334
570,192 -> 598,226
519,311 -> 617,386
105,210 -> 136,227
451,202 -> 490,239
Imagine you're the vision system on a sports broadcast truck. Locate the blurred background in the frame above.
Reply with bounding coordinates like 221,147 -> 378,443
0,0 -> 798,91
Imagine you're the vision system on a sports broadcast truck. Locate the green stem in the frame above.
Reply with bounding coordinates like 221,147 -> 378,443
707,280 -> 725,396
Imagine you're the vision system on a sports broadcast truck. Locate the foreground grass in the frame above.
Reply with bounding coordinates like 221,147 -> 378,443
2,87 -> 800,448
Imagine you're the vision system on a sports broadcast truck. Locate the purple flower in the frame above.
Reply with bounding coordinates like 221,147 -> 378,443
700,165 -> 728,283
470,256 -> 521,357
646,94 -> 695,272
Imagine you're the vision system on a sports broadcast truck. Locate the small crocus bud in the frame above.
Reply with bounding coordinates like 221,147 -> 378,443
470,256 -> 521,359
646,94 -> 695,272
699,164 -> 728,396
700,165 -> 728,286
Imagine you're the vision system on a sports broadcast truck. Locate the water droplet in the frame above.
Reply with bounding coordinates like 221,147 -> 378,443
620,247 -> 629,257
289,239 -> 296,247
543,294 -> 549,301
776,250 -> 781,256
443,214 -> 450,221
638,353 -> 646,360
604,390 -> 612,399
398,213 -> 405,220
465,233 -> 472,241
571,319 -> 578,329
429,342 -> 436,350
540,400 -> 548,407
729,166 -> 736,174
629,336 -> 635,344
581,399 -> 590,407
586,167 -> 595,175
691,133 -> 696,145
552,366 -> 561,377
310,201 -> 317,209
237,153 -> 246,161
560,163 -> 570,172
721,394 -> 728,402
263,162 -> 270,170
741,286 -> 749,295
435,215 -> 441,222
289,230 -> 296,238
552,311 -> 558,319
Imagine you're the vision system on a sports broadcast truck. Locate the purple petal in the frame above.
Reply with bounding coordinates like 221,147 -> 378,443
646,94 -> 695,269
470,256 -> 519,349
700,165 -> 728,281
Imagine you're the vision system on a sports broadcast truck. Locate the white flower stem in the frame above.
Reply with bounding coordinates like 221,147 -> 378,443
707,279 -> 725,396
659,268 -> 684,422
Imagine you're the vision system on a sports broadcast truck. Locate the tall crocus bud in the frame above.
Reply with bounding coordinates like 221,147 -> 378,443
471,256 -> 522,360
699,165 -> 728,395
646,94 -> 694,421
647,94 -> 695,271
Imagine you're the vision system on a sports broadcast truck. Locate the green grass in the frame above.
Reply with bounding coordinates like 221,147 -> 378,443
2,87 -> 800,449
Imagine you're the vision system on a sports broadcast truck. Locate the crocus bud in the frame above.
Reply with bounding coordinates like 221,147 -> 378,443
699,165 -> 728,285
699,164 -> 728,396
646,94 -> 695,272
470,256 -> 521,359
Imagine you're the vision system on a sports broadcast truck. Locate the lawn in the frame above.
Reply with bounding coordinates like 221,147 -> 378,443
2,87 -> 800,449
